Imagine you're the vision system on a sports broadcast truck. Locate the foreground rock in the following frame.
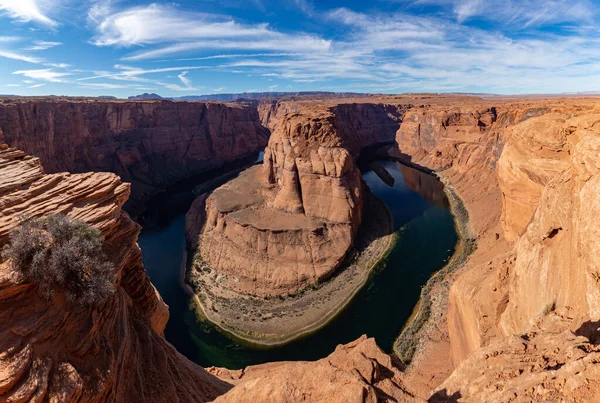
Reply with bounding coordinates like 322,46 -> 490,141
436,313 -> 600,402
210,336 -> 418,403
0,99 -> 269,214
0,133 -> 230,402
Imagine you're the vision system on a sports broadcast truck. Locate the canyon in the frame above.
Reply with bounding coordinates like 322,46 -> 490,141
2,95 -> 600,402
0,99 -> 269,215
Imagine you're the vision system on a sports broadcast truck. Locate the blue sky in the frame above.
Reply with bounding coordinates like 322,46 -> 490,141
1,0 -> 599,97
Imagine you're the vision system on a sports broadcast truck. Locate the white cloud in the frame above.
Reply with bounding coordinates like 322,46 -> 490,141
77,65 -> 207,82
214,87 -> 225,92
13,68 -> 71,82
6,83 -> 20,87
292,0 -> 314,16
410,0 -> 596,26
26,40 -> 61,50
0,36 -> 21,42
178,71 -> 192,87
88,3 -> 330,61
76,64 -> 204,92
28,83 -> 45,88
44,62 -> 70,68
0,0 -> 58,27
90,4 -> 273,46
0,50 -> 42,63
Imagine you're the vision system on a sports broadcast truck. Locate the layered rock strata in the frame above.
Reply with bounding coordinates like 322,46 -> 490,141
0,132 -> 230,402
190,102 -> 405,296
6,95 -> 600,402
0,99 -> 269,213
396,99 -> 600,400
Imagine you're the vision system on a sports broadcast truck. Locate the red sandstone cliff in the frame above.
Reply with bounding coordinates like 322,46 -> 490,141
392,98 -> 600,400
5,95 -> 600,402
189,101 -> 405,296
0,132 -> 231,402
0,100 -> 269,214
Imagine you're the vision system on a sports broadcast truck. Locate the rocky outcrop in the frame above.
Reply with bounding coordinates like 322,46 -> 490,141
497,114 -> 572,242
0,132 -> 230,402
190,102 -> 405,296
209,336 -> 418,403
7,95 -> 600,402
0,99 -> 269,214
397,100 -> 600,402
500,114 -> 600,336
394,106 -> 499,171
436,316 -> 600,402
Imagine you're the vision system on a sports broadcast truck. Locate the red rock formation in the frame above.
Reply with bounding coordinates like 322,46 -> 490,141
393,99 -> 600,401
189,101 -> 405,296
436,313 -> 600,402
6,95 -> 600,402
0,131 -> 231,402
210,336 -> 418,403
500,113 -> 600,336
0,99 -> 269,214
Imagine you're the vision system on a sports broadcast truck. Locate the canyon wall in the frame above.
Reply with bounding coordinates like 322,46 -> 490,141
0,132 -> 231,402
5,95 -> 600,401
0,100 -> 269,213
190,102 -> 405,296
499,113 -> 600,335
395,99 -> 600,401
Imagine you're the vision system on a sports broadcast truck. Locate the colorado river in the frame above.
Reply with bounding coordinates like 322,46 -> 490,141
137,159 -> 458,369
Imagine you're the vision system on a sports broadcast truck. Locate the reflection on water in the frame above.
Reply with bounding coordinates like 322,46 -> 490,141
138,159 -> 458,369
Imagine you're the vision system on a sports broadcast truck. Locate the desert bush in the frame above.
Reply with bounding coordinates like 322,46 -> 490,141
2,214 -> 116,305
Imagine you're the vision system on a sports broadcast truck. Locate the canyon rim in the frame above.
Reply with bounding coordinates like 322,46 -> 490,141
2,94 -> 600,402
2,0 -> 600,401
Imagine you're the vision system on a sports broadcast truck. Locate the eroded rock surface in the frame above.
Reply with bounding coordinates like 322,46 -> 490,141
0,132 -> 230,402
5,95 -> 600,402
0,99 -> 269,214
210,336 -> 418,403
436,314 -> 600,402
189,101 -> 405,296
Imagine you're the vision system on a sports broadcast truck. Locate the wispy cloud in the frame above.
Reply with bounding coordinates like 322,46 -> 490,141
0,36 -> 21,42
88,3 -> 330,61
44,62 -> 70,68
0,50 -> 42,63
28,83 -> 45,88
292,0 -> 314,16
26,40 -> 61,51
76,64 -> 204,92
0,0 -> 58,27
178,71 -> 192,87
13,68 -> 71,82
5,83 -> 20,87
77,65 -> 206,82
409,0 -> 596,27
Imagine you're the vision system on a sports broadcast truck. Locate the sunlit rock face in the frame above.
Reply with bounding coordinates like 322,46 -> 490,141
0,132 -> 231,402
190,102 -> 406,296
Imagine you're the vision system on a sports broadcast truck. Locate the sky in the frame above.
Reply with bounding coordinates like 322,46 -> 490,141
1,0 -> 600,97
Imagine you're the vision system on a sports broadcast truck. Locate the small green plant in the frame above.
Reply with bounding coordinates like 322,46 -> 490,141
2,214 -> 116,305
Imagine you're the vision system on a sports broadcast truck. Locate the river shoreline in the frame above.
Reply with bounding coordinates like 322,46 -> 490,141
393,170 -> 477,364
185,190 -> 398,347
